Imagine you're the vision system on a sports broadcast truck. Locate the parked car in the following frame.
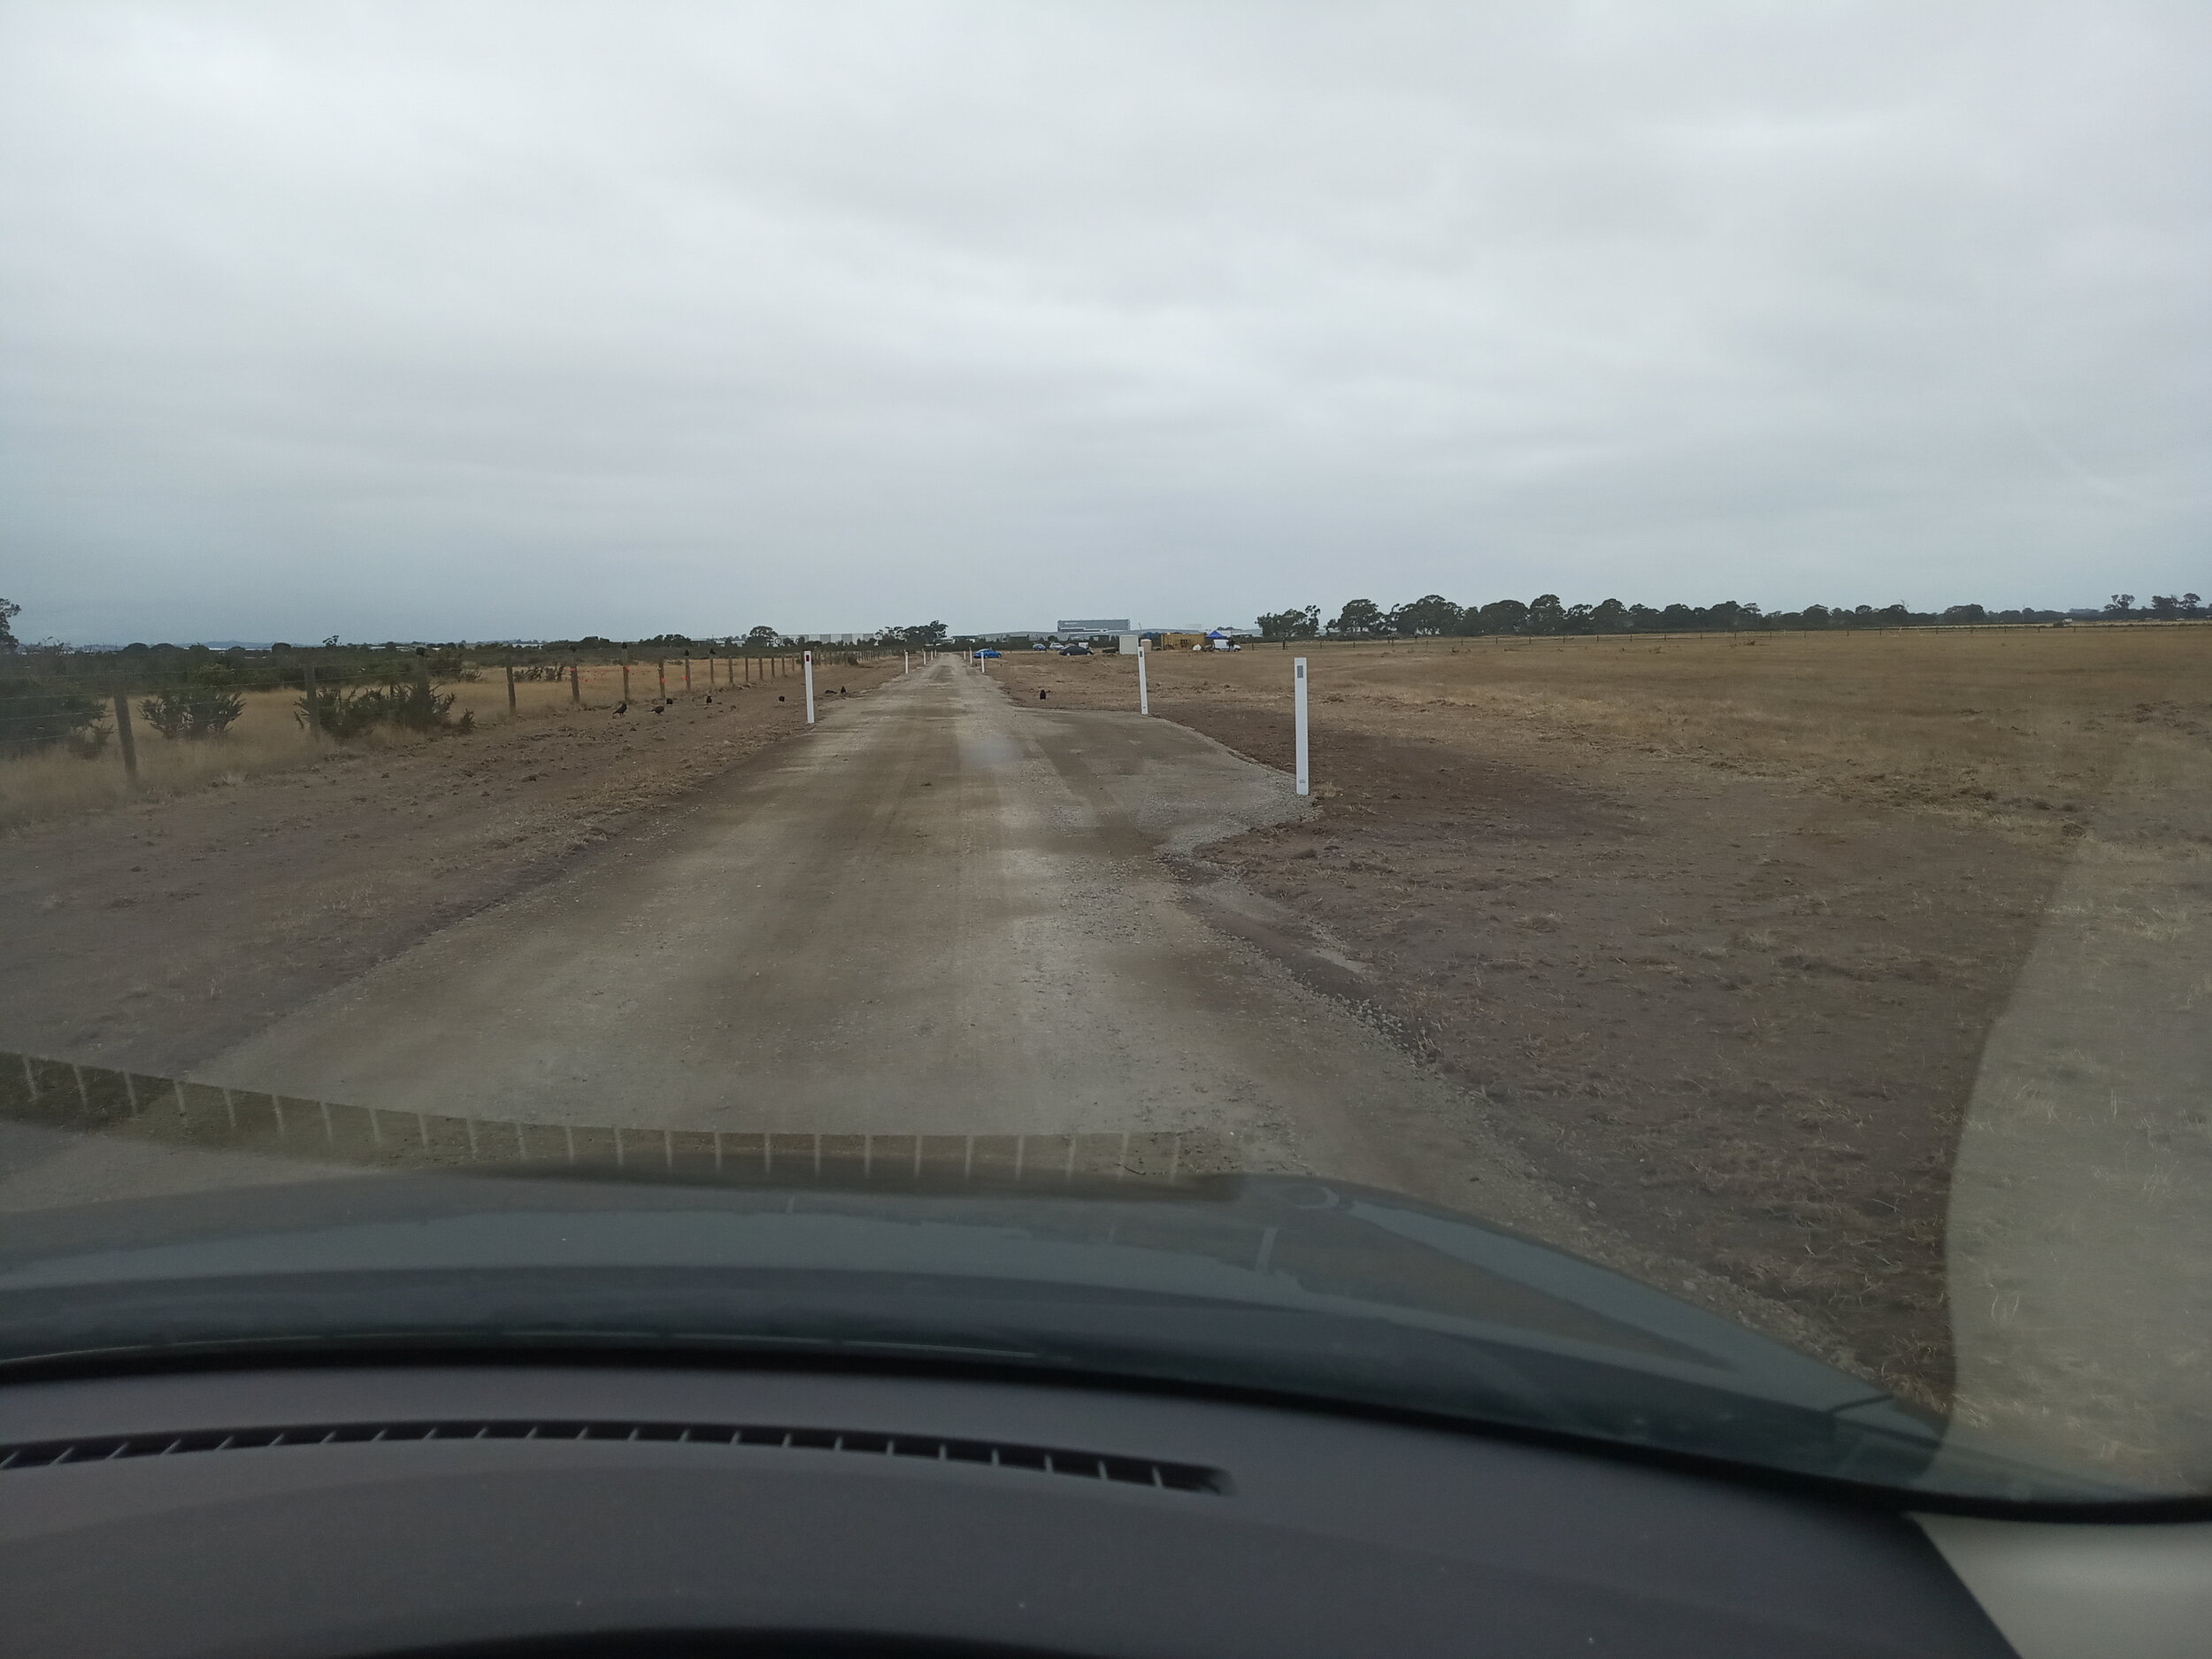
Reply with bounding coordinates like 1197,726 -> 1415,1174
976,649 -> 1002,658
1059,644 -> 1092,656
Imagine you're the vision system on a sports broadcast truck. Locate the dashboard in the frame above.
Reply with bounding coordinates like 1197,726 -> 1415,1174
0,1361 -> 2020,1657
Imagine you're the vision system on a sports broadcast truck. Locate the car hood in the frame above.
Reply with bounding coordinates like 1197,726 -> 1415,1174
0,1152 -> 2130,1506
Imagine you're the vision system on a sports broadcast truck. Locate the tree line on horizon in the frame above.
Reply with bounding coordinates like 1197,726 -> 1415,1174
1253,590 -> 2205,640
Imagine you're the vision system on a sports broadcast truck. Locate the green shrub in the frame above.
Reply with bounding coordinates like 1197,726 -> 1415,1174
140,666 -> 246,740
296,679 -> 472,741
297,685 -> 383,740
0,680 -> 107,755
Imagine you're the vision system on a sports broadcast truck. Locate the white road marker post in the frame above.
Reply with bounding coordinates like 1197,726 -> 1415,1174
1137,641 -> 1149,715
1293,657 -> 1310,796
903,650 -> 910,674
803,650 -> 816,725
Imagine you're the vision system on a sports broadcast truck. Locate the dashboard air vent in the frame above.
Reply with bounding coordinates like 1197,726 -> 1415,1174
0,1418 -> 1226,1494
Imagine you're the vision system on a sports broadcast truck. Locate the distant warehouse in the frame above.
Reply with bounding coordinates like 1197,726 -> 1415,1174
1056,618 -> 1131,636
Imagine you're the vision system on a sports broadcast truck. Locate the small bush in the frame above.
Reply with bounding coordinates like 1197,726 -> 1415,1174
297,685 -> 382,740
0,680 -> 108,755
140,667 -> 247,740
296,678 -> 473,741
66,720 -> 113,759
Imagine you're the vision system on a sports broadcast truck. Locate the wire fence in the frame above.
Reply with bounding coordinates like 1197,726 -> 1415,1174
0,646 -> 892,784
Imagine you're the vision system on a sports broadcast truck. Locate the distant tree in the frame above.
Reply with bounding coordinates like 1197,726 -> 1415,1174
744,625 -> 784,647
1525,594 -> 1566,634
1387,595 -> 1461,636
1701,600 -> 1758,630
887,621 -> 949,647
1800,604 -> 1832,628
2146,595 -> 2181,620
1942,604 -> 1988,624
1468,598 -> 1529,634
2184,593 -> 2204,619
1329,598 -> 1386,636
1589,598 -> 1629,634
2105,594 -> 2137,615
0,596 -> 19,650
1256,606 -> 1320,640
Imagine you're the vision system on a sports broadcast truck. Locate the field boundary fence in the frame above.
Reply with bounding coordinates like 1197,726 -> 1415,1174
1,643 -> 890,795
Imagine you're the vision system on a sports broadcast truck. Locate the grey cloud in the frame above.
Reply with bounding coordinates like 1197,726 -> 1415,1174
2,1 -> 2206,642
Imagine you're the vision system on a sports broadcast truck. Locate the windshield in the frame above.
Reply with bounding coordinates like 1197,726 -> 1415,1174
1,3 -> 2206,1513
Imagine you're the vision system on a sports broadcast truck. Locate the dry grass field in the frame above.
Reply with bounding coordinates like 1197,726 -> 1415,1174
1016,622 -> 2208,837
0,659 -> 816,831
992,626 -> 2212,1425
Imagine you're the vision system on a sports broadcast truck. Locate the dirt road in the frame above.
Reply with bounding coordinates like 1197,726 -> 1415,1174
173,663 -> 1548,1217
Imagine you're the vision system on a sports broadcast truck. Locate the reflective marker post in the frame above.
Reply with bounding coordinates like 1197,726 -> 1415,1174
1138,641 -> 1149,716
1293,657 -> 1309,796
803,650 -> 816,725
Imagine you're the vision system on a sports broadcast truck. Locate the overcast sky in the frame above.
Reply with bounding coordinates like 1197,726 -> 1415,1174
3,2 -> 2206,643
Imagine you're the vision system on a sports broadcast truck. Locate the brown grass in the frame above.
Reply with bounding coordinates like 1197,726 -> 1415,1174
1021,623 -> 2212,833
993,624 -> 2212,1451
0,663 -> 710,832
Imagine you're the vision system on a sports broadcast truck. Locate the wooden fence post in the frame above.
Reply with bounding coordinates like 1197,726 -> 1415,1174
111,692 -> 139,787
570,663 -> 581,705
683,656 -> 692,693
303,664 -> 324,742
504,664 -> 516,714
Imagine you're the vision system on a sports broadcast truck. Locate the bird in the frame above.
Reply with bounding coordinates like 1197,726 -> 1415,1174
613,701 -> 628,715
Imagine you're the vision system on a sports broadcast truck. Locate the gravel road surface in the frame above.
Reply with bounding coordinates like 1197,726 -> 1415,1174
181,662 -> 1534,1209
